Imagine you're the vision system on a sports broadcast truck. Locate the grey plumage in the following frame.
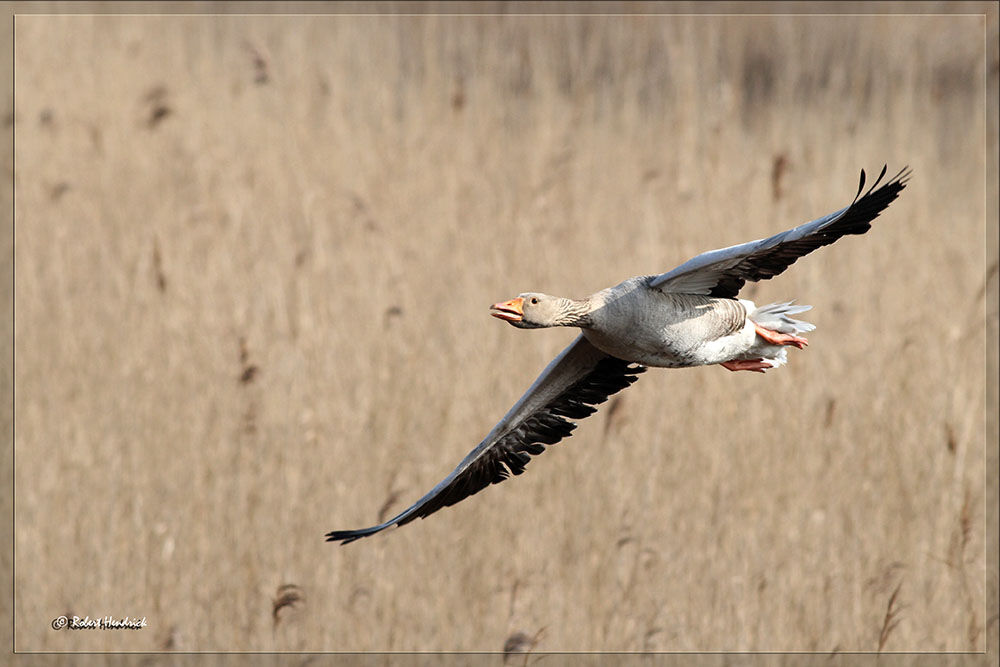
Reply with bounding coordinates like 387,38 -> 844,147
327,165 -> 910,545
649,165 -> 911,298
326,336 -> 642,544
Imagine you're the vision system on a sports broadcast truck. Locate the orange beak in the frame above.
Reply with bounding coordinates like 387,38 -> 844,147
490,297 -> 524,322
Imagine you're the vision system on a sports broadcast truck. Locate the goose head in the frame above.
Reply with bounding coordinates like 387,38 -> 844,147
490,293 -> 590,329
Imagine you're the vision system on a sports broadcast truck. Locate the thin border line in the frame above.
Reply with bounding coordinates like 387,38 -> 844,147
8,6 -> 995,657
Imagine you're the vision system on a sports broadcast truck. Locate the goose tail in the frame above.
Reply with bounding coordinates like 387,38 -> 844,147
746,300 -> 815,335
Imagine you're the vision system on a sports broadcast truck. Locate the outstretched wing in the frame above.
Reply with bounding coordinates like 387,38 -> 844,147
648,165 -> 912,299
326,335 -> 645,544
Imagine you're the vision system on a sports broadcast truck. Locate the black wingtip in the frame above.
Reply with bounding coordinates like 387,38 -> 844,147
325,527 -> 378,545
864,164 -> 889,196
893,165 -> 913,186
847,163 -> 911,211
855,168 -> 867,202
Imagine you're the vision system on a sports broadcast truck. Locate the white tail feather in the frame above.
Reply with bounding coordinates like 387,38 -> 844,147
749,300 -> 816,334
764,347 -> 788,368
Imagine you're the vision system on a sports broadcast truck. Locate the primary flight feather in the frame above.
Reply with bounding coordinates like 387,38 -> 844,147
326,165 -> 911,545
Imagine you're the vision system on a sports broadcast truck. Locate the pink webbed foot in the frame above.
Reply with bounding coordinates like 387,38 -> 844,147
720,358 -> 773,373
753,322 -> 808,349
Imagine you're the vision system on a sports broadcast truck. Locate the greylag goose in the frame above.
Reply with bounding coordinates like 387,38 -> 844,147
327,165 -> 910,544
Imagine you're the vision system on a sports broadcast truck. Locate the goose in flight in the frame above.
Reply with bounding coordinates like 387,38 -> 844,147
327,165 -> 911,544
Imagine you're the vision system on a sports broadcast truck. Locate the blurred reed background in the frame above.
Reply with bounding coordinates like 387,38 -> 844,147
10,2 -> 998,655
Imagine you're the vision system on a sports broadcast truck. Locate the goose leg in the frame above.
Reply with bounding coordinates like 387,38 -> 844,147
754,322 -> 808,349
720,359 -> 773,373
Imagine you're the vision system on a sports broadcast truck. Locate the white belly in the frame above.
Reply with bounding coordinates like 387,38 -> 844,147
583,318 -> 758,367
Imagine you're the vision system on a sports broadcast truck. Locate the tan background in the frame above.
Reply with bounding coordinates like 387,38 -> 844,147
9,1 -> 999,657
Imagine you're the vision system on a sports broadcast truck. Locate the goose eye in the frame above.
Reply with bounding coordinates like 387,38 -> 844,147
530,297 -> 539,305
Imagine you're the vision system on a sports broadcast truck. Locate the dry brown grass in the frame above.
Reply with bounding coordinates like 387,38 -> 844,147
10,3 -> 998,656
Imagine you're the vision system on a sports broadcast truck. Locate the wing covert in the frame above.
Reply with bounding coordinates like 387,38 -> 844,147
649,165 -> 911,298
326,335 -> 645,544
